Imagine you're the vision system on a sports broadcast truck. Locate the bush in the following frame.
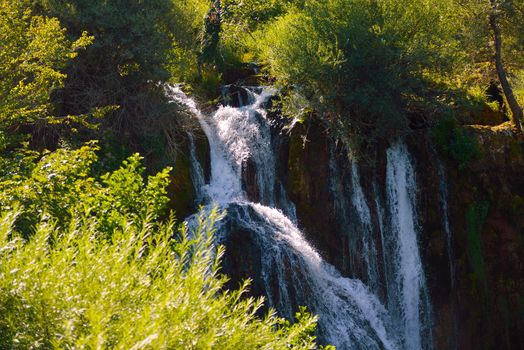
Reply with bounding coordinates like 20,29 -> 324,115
31,0 -> 190,138
252,0 -> 461,142
0,208 -> 320,349
0,143 -> 171,236
432,116 -> 480,170
0,1 -> 91,148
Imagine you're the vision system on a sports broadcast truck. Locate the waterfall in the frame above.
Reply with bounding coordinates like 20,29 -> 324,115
328,147 -> 380,293
187,133 -> 206,203
433,148 -> 459,350
329,143 -> 433,350
350,162 -> 380,294
385,142 -> 433,350
435,151 -> 456,295
215,202 -> 398,350
167,85 -> 435,349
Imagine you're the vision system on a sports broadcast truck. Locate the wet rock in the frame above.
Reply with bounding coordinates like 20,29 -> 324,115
168,124 -> 211,218
220,84 -> 254,107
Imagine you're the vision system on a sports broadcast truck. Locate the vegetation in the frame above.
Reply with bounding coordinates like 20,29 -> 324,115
0,143 -> 171,236
3,0 -> 523,151
432,116 -> 480,170
252,0 -> 460,141
0,206 -> 319,349
1,0 -> 524,347
0,0 -> 91,150
457,0 -> 524,131
0,146 -> 320,349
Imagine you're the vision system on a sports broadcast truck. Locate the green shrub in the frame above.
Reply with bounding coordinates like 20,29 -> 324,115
0,208 -> 320,349
252,0 -> 461,141
0,143 -> 171,236
0,1 -> 91,148
432,116 -> 480,170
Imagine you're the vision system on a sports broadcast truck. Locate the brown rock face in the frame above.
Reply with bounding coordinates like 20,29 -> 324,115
169,124 -> 211,219
283,119 -> 524,349
444,124 -> 524,350
286,120 -> 348,270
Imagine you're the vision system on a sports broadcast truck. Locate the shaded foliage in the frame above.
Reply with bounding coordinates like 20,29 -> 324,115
252,0 -> 462,146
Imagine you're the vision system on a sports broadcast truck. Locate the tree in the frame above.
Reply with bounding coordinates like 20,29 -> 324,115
35,0 -> 178,130
199,0 -> 224,71
489,0 -> 524,132
452,0 -> 524,128
0,0 -> 90,150
253,0 -> 460,145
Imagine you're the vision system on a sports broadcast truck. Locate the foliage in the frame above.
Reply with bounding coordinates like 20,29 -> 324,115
432,116 -> 480,170
219,0 -> 299,66
447,0 -> 524,121
222,0 -> 297,32
31,0 -> 200,141
0,207 -> 320,349
0,0 -> 91,149
457,0 -> 524,72
170,0 -> 210,83
0,143 -> 171,236
252,0 -> 461,142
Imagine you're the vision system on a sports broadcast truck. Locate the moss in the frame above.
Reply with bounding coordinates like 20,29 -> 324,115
168,150 -> 196,219
466,201 -> 490,297
512,195 -> 524,216
509,139 -> 524,159
287,129 -> 309,200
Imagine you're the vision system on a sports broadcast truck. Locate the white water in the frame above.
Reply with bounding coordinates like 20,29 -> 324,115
328,144 -> 433,349
187,133 -> 206,203
350,163 -> 380,294
223,202 -> 398,349
385,142 -> 433,350
168,85 -> 434,349
328,148 -> 381,294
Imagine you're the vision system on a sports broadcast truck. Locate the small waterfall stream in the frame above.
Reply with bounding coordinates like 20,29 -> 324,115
167,85 -> 434,349
328,144 -> 433,350
384,143 -> 433,350
433,148 -> 459,350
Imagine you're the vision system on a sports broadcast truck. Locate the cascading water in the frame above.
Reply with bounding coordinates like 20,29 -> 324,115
350,163 -> 381,294
187,133 -> 206,203
328,143 -> 433,350
384,142 -> 433,350
167,85 -> 434,349
328,148 -> 381,294
433,148 -> 459,350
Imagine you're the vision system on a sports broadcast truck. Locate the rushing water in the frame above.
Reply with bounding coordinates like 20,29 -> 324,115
167,85 -> 434,349
328,143 -> 433,350
384,143 -> 433,350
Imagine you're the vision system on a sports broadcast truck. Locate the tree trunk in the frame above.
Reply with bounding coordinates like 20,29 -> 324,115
489,0 -> 524,133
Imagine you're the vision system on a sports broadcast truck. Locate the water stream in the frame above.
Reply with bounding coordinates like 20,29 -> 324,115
167,85 -> 434,349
